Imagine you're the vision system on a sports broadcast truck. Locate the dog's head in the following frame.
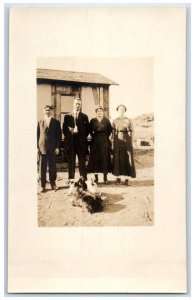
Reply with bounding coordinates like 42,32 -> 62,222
74,176 -> 87,191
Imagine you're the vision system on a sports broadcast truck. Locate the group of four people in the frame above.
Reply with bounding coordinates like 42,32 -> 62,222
37,98 -> 136,193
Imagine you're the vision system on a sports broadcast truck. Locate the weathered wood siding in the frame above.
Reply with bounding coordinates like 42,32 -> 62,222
37,83 -> 52,121
37,82 -> 110,124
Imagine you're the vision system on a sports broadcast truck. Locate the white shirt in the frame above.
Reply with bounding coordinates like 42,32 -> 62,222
73,111 -> 79,133
73,111 -> 79,120
44,116 -> 52,127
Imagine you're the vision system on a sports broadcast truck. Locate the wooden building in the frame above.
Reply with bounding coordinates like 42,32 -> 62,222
37,68 -> 118,126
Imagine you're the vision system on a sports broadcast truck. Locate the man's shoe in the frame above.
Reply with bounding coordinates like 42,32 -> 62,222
124,179 -> 129,186
51,184 -> 58,191
104,174 -> 108,184
94,174 -> 98,184
40,187 -> 46,193
116,178 -> 121,185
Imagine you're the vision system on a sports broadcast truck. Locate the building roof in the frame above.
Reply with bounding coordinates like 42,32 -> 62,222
37,68 -> 118,85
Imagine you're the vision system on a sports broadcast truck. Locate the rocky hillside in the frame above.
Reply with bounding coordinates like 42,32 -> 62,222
133,113 -> 154,128
133,113 -> 154,139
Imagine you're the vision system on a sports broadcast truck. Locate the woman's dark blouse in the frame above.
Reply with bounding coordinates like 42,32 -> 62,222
88,117 -> 112,173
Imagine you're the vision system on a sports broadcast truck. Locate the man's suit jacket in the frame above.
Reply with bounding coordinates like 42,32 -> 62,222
37,118 -> 61,154
63,112 -> 89,152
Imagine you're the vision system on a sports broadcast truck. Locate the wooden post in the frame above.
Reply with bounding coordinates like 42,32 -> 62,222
51,85 -> 56,118
100,86 -> 104,107
103,86 -> 109,118
56,93 -> 61,122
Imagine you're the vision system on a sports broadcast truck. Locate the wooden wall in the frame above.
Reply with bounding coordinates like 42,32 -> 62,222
37,81 -> 110,122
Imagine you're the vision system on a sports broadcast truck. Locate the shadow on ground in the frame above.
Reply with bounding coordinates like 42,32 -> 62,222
128,180 -> 154,187
98,179 -> 154,188
102,193 -> 125,213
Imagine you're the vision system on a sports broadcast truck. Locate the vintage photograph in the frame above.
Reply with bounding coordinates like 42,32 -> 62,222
37,57 -> 154,226
8,6 -> 186,293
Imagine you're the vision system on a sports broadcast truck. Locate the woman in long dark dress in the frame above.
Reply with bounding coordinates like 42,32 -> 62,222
88,106 -> 112,184
112,104 -> 136,185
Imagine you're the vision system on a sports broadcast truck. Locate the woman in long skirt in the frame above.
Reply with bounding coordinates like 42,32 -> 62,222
88,105 -> 112,184
112,104 -> 136,185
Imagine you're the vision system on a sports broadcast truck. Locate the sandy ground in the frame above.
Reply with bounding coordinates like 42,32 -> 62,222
37,149 -> 154,227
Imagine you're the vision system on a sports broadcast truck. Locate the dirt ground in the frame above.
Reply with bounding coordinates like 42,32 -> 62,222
37,149 -> 154,227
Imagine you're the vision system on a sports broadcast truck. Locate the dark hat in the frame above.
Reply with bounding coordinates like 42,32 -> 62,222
95,105 -> 104,112
116,104 -> 127,112
44,105 -> 53,110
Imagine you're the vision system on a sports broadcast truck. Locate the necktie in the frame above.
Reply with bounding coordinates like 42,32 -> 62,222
75,112 -> 78,125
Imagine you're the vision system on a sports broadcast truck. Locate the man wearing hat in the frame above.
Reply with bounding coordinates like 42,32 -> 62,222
63,97 -> 89,181
37,105 -> 61,192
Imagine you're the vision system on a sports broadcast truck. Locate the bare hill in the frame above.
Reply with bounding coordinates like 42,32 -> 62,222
133,113 -> 154,139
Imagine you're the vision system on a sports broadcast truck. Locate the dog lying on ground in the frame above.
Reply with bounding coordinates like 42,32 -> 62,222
66,177 -> 98,196
67,177 -> 105,213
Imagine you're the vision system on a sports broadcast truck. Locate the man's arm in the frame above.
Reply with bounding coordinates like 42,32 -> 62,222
54,120 -> 61,155
56,120 -> 62,149
62,115 -> 74,136
37,121 -> 40,150
85,115 -> 90,137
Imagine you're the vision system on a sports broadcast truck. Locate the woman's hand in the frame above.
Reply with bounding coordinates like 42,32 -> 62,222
55,148 -> 60,155
68,126 -> 74,133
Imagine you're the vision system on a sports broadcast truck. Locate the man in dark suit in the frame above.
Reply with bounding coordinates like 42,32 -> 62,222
63,98 -> 89,181
37,105 -> 61,192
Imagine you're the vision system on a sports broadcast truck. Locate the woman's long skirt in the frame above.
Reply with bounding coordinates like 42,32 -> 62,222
113,135 -> 136,177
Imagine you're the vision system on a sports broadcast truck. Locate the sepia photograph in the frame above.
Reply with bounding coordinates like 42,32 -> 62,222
37,57 -> 154,226
8,6 -> 187,293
